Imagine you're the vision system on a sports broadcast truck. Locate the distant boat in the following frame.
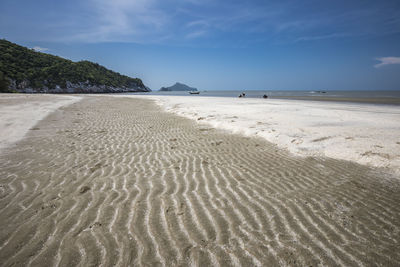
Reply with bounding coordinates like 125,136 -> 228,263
189,91 -> 200,94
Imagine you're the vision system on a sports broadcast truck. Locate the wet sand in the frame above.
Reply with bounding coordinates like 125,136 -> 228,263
1,96 -> 400,266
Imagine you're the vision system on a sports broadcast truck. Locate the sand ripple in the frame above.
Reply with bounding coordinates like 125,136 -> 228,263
0,96 -> 399,266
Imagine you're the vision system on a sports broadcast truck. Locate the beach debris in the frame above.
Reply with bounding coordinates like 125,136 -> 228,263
312,136 -> 332,142
89,222 -> 102,229
169,138 -> 177,142
263,94 -> 268,99
79,185 -> 91,194
41,203 -> 57,210
197,117 -> 205,120
212,141 -> 223,146
291,139 -> 303,145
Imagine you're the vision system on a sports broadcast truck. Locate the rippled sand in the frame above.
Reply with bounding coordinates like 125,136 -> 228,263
1,96 -> 399,266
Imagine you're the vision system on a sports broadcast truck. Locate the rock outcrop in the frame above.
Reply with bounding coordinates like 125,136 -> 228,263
160,82 -> 197,91
8,79 -> 149,94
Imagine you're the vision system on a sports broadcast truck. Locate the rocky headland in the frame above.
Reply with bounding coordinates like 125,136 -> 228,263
0,39 -> 150,94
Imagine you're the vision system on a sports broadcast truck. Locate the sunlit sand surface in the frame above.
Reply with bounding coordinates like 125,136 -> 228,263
0,96 -> 399,266
132,95 -> 400,174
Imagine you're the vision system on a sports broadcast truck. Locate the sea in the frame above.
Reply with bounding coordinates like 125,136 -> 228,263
128,90 -> 400,105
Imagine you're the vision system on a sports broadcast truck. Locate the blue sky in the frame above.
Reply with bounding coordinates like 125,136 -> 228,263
1,0 -> 400,90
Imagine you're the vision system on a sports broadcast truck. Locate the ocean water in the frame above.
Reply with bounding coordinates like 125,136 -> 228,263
129,90 -> 400,105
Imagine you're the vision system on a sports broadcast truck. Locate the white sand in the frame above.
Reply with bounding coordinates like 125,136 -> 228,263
0,94 -> 81,151
127,95 -> 400,174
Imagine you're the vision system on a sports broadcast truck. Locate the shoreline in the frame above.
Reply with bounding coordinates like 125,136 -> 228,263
271,95 -> 400,106
122,95 -> 400,175
129,90 -> 400,106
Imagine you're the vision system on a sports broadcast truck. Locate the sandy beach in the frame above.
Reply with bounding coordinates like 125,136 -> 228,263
132,95 -> 400,174
0,94 -> 81,151
1,95 -> 400,266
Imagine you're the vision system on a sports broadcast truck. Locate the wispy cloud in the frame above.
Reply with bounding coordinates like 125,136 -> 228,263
32,46 -> 49,52
2,0 -> 400,45
294,33 -> 352,43
185,30 -> 207,39
67,0 -> 170,43
374,57 -> 400,68
186,20 -> 210,28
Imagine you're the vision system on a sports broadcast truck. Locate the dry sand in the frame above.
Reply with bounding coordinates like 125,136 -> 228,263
0,95 -> 400,266
0,94 -> 81,151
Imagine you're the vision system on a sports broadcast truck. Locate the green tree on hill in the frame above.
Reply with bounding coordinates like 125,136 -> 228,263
0,71 -> 10,92
0,39 -> 149,93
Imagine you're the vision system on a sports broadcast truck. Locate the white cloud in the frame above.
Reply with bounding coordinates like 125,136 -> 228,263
294,33 -> 350,42
186,20 -> 210,28
32,46 -> 49,52
374,57 -> 400,68
68,0 -> 170,42
186,30 -> 207,39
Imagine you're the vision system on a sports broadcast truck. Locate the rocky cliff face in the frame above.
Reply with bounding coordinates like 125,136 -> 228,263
8,80 -> 150,93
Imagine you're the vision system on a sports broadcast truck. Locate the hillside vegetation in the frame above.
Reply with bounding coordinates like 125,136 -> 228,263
0,39 -> 149,93
160,82 -> 197,91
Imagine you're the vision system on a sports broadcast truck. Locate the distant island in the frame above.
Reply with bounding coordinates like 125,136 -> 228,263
0,39 -> 150,93
160,82 -> 197,91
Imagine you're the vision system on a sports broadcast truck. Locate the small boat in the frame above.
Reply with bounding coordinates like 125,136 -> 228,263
189,91 -> 200,94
